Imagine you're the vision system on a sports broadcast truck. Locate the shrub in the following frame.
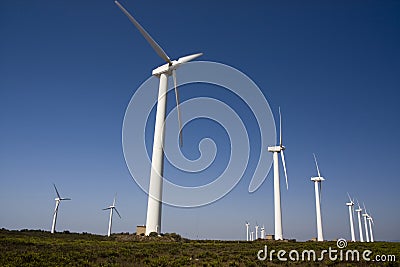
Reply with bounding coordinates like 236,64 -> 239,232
149,232 -> 158,237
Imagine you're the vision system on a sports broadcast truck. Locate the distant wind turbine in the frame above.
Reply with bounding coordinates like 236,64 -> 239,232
267,107 -> 289,240
355,200 -> 364,242
346,193 -> 356,242
255,223 -> 259,240
250,231 -> 254,241
311,153 -> 325,242
367,212 -> 375,242
362,203 -> 370,242
103,195 -> 121,237
245,222 -> 250,241
51,184 -> 71,234
260,225 -> 265,240
114,1 -> 202,235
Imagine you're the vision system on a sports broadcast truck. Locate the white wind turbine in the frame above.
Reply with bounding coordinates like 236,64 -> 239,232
362,203 -> 370,242
311,153 -> 325,241
51,184 -> 71,234
366,208 -> 375,242
267,107 -> 288,240
255,223 -> 259,240
115,1 -> 202,235
260,225 -> 265,239
250,231 -> 254,241
355,200 -> 364,242
346,193 -> 356,242
103,195 -> 121,237
245,222 -> 250,241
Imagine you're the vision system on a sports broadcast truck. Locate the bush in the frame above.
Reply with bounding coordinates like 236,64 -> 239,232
149,232 -> 158,237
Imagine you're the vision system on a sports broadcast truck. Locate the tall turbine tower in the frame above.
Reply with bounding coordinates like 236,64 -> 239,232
311,153 -> 325,241
267,107 -> 288,240
362,203 -> 370,242
250,231 -> 254,241
355,200 -> 364,242
368,213 -> 374,242
245,222 -> 250,241
260,225 -> 265,239
103,195 -> 121,237
51,184 -> 71,234
346,193 -> 356,242
255,223 -> 259,240
115,1 -> 202,235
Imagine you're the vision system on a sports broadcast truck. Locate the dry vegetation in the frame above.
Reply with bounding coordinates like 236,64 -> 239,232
0,229 -> 398,266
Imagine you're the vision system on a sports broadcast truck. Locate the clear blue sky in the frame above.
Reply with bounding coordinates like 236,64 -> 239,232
1,0 -> 399,241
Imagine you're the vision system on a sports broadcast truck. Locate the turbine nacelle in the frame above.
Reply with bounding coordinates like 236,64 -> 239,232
152,53 -> 203,76
267,145 -> 285,153
311,176 -> 325,182
346,202 -> 354,206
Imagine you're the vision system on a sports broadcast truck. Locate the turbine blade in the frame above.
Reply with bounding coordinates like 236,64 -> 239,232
177,53 -> 203,64
363,202 -> 368,214
347,192 -> 352,203
279,107 -> 282,147
113,196 -> 116,206
114,208 -> 122,219
103,207 -> 111,210
313,153 -> 321,177
356,199 -> 361,210
114,1 -> 172,64
172,69 -> 183,147
61,198 -> 71,201
53,184 -> 61,199
281,150 -> 288,190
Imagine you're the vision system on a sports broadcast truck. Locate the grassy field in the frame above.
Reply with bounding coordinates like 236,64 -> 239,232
0,229 -> 398,266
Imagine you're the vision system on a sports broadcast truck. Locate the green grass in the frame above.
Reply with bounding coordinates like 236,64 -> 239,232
0,229 -> 398,266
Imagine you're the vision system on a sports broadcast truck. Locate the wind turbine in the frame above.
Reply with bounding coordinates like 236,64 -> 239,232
250,231 -> 254,241
346,193 -> 356,242
115,1 -> 202,235
260,225 -> 265,239
255,223 -> 259,240
103,195 -> 121,237
362,203 -> 370,242
368,212 -> 375,242
245,222 -> 250,241
355,200 -> 364,242
51,184 -> 71,234
311,153 -> 325,241
267,107 -> 288,240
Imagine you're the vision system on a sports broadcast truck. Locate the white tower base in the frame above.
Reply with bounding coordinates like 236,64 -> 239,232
368,219 -> 374,242
145,73 -> 168,236
311,178 -> 324,241
347,204 -> 355,242
51,200 -> 60,234
107,208 -> 114,237
363,215 -> 370,242
272,151 -> 283,240
356,209 -> 364,242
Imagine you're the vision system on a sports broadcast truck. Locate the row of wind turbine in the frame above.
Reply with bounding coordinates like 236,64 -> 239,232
245,221 -> 266,241
51,184 -> 121,236
114,1 -> 375,243
346,193 -> 375,242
